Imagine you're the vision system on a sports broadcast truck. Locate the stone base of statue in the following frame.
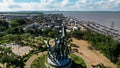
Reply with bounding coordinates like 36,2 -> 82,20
45,57 -> 72,68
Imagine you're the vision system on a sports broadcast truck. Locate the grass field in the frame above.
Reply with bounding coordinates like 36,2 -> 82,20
31,53 -> 86,68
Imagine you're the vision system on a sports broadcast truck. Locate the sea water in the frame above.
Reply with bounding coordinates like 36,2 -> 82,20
45,11 -> 120,33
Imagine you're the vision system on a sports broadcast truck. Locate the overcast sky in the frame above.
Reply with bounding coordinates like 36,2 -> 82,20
0,0 -> 120,11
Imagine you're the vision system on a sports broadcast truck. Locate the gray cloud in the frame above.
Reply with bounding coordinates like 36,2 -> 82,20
0,0 -> 120,11
8,4 -> 21,9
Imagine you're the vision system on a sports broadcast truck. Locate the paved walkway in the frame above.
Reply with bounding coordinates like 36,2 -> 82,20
24,51 -> 47,68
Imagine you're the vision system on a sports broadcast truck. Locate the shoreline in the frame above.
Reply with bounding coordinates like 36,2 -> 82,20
66,16 -> 120,41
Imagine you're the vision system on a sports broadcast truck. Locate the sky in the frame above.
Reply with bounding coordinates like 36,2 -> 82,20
0,0 -> 120,11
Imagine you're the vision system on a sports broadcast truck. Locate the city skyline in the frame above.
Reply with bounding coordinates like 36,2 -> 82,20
0,0 -> 120,11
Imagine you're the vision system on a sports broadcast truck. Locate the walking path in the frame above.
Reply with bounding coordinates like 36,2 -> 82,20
24,51 -> 47,68
74,52 -> 93,68
71,37 -> 117,68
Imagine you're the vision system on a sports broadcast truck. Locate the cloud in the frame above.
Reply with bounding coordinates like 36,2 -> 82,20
0,0 -> 58,11
73,0 -> 95,10
61,0 -> 69,7
8,4 -> 21,9
73,0 -> 120,11
95,0 -> 120,10
0,0 -> 120,11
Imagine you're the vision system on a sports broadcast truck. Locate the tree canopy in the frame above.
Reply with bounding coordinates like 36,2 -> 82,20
0,20 -> 9,28
0,46 -> 19,67
0,20 -> 9,32
10,19 -> 26,27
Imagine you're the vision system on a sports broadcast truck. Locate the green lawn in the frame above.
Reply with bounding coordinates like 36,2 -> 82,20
31,54 -> 46,68
69,53 -> 87,68
31,53 -> 86,68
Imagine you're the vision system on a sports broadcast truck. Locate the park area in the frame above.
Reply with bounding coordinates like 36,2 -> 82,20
71,37 -> 117,68
24,37 -> 117,68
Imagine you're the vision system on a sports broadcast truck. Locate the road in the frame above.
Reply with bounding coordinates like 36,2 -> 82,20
24,51 -> 47,68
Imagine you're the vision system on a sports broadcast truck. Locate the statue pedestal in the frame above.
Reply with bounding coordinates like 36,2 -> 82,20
45,57 -> 72,68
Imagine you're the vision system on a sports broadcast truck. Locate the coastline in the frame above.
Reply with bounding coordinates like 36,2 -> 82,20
66,16 -> 120,41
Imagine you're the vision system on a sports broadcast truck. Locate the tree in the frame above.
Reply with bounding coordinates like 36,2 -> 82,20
6,26 -> 24,34
0,20 -> 9,28
10,19 -> 26,27
0,26 -> 6,32
25,29 -> 34,34
6,28 -> 16,34
0,46 -> 19,67
42,28 -> 52,36
117,55 -> 120,68
0,20 -> 9,32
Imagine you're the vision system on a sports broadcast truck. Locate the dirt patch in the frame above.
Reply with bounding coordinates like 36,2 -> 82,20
71,37 -> 117,68
6,44 -> 32,56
